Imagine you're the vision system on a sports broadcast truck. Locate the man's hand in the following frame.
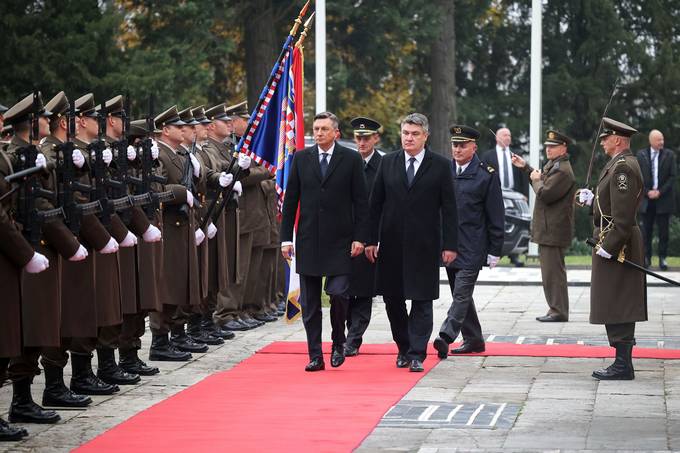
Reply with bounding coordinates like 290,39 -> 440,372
24,252 -> 49,273
578,188 -> 594,206
35,153 -> 48,169
487,254 -> 500,269
99,237 -> 119,254
529,169 -> 541,182
281,244 -> 294,259
219,172 -> 233,188
233,181 -> 243,196
102,148 -> 113,166
68,244 -> 89,262
127,145 -> 137,161
365,245 -> 378,263
186,190 -> 194,207
442,250 -> 457,266
206,222 -> 217,239
72,149 -> 85,168
119,232 -> 138,247
189,153 -> 201,178
596,246 -> 612,260
195,228 -> 206,246
648,189 -> 660,200
142,224 -> 162,243
510,153 -> 526,168
150,140 -> 160,160
350,241 -> 364,257
238,154 -> 251,170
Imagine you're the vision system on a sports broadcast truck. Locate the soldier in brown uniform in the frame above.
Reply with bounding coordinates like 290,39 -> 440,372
511,130 -> 576,322
148,105 -> 203,361
4,93 -> 87,424
38,91 -> 120,408
578,117 -> 646,380
0,147 -> 49,440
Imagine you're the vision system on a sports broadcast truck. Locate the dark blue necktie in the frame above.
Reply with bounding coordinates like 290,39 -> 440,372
406,157 -> 416,186
320,152 -> 329,178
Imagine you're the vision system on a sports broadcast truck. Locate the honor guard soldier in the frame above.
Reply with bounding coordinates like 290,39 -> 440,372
433,125 -> 504,359
512,130 -> 576,322
578,117 -> 646,380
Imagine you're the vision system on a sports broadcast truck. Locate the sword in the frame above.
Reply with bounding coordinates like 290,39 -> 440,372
586,238 -> 680,286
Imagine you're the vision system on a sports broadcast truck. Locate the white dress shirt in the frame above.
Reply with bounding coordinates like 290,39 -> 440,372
363,149 -> 375,166
650,147 -> 660,190
456,161 -> 471,176
495,144 -> 514,189
404,148 -> 426,176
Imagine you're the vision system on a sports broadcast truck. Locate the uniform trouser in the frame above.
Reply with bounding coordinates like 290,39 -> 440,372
384,298 -> 433,362
605,323 -> 636,346
276,253 -> 288,302
41,337 -> 97,369
216,231 -> 253,323
440,268 -> 483,345
149,304 -> 190,336
243,245 -> 265,314
119,313 -> 147,351
346,296 -> 373,349
8,349 -> 41,381
263,247 -> 278,310
538,245 -> 569,320
642,203 -> 669,260
300,275 -> 350,360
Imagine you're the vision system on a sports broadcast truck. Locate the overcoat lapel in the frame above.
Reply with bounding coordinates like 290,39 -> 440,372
409,151 -> 432,190
308,146 -> 322,182
322,147 -> 344,184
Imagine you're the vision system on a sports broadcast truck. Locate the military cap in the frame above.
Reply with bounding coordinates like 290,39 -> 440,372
205,103 -> 231,121
449,125 -> 480,142
191,105 -> 212,124
599,117 -> 637,138
97,95 -> 124,117
0,104 -> 8,114
225,100 -> 249,119
75,93 -> 98,118
3,92 -> 52,125
154,105 -> 186,128
178,107 -> 200,126
44,91 -> 74,118
351,117 -> 382,136
543,129 -> 572,146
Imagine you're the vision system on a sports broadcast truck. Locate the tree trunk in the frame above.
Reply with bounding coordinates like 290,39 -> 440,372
428,0 -> 456,155
244,0 -> 277,111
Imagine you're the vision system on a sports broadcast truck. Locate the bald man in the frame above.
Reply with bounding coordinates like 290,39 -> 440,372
636,130 -> 677,270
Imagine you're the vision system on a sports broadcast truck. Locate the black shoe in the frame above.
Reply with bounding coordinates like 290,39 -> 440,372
119,349 -> 160,376
170,330 -> 209,353
149,334 -> 192,362
396,354 -> 409,368
433,337 -> 449,359
202,318 -> 235,340
510,256 -> 525,267
343,345 -> 359,357
535,314 -> 567,322
96,348 -> 141,385
276,301 -> 286,312
223,319 -> 249,332
409,360 -> 424,372
241,315 -> 265,328
188,329 -> 225,346
0,417 -> 27,441
253,312 -> 277,323
70,353 -> 120,395
660,258 -> 668,271
9,378 -> 61,424
305,357 -> 325,372
331,346 -> 345,368
451,342 -> 486,354
212,326 -> 236,340
592,343 -> 634,380
42,365 -> 91,408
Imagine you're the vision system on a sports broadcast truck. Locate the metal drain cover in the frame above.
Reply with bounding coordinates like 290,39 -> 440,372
379,400 -> 520,429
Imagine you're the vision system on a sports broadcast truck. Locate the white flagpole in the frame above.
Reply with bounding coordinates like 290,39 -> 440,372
315,0 -> 326,113
528,0 -> 542,257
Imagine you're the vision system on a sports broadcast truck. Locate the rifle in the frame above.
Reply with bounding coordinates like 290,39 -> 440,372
15,92 -> 64,245
199,147 -> 239,231
55,102 -> 101,235
178,134 -> 197,219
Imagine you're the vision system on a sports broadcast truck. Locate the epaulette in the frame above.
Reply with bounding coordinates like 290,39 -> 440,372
554,160 -> 561,169
484,163 -> 495,173
614,157 -> 627,166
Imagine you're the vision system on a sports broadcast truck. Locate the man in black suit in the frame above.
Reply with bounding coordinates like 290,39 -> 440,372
365,113 -> 458,372
340,116 -> 383,357
480,127 -> 528,267
637,129 -> 677,270
280,112 -> 369,372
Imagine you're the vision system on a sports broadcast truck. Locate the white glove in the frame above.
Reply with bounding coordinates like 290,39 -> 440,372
119,231 -> 138,247
35,153 -> 47,169
142,224 -> 162,243
233,181 -> 243,197
24,252 -> 49,273
99,237 -> 119,254
151,140 -> 160,160
237,154 -> 251,170
195,228 -> 206,246
186,190 -> 194,208
127,145 -> 137,161
596,246 -> 612,260
102,147 -> 113,165
487,255 -> 500,269
72,149 -> 85,169
189,153 -> 201,178
68,244 -> 89,262
579,188 -> 594,206
206,222 -> 217,239
219,172 -> 233,188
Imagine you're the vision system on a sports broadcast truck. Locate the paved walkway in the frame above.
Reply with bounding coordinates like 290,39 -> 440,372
1,269 -> 679,452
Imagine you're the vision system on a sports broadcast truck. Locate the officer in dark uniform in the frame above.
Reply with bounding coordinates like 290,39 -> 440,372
341,117 -> 383,357
578,117 -> 646,380
433,125 -> 504,358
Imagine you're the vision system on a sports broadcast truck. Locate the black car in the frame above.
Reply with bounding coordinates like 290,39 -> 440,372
501,189 -> 531,256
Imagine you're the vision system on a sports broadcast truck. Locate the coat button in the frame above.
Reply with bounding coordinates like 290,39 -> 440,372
175,221 -> 180,226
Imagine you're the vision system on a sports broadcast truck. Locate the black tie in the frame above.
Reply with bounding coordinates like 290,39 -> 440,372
320,152 -> 329,178
406,157 -> 416,186
457,165 -> 462,176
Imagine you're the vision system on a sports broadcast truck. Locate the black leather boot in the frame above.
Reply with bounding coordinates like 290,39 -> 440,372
149,334 -> 192,362
42,365 -> 91,408
187,315 -> 224,345
70,353 -> 120,395
201,316 -> 235,340
8,378 -> 60,424
119,349 -> 159,376
592,343 -> 635,380
96,348 -> 140,385
0,417 -> 28,441
170,325 -> 209,353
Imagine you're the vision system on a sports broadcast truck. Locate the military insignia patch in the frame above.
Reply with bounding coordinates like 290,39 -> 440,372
616,173 -> 628,191
548,131 -> 555,139
454,127 -> 462,134
487,165 -> 495,173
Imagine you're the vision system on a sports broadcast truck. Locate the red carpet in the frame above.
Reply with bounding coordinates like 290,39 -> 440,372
76,344 -> 436,453
259,341 -> 680,359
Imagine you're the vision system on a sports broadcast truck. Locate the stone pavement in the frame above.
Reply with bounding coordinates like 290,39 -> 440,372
1,269 -> 680,452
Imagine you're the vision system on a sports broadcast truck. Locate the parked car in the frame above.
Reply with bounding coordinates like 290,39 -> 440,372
501,189 -> 531,256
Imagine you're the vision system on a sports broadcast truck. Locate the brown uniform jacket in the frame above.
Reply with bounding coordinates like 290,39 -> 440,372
590,149 -> 647,324
522,155 -> 576,248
